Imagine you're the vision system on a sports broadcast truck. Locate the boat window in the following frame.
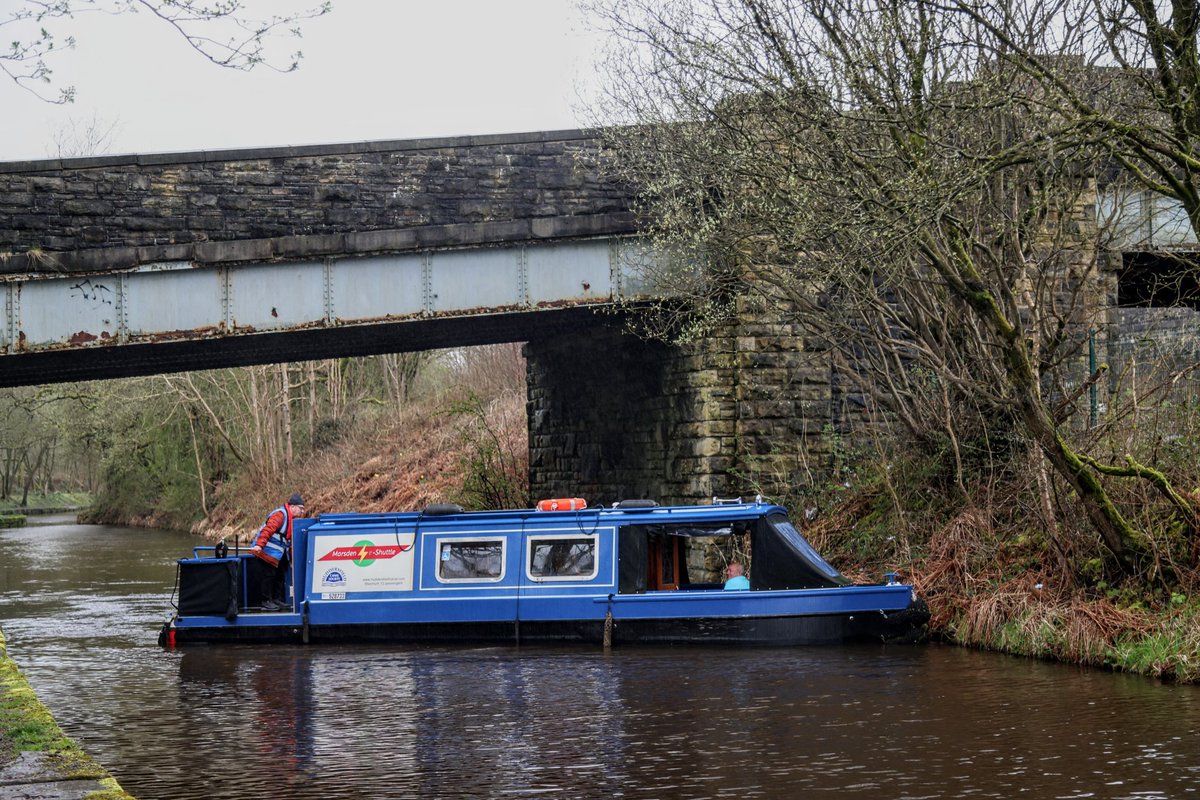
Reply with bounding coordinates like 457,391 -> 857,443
766,515 -> 843,579
527,535 -> 597,581
436,538 -> 506,583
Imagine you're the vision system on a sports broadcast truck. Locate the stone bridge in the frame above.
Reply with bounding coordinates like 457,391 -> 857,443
0,130 -> 640,382
0,129 -> 831,505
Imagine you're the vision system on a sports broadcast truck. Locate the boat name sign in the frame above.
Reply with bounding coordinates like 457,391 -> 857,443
311,534 -> 416,594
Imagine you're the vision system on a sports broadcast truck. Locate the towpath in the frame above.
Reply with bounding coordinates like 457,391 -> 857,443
0,628 -> 134,799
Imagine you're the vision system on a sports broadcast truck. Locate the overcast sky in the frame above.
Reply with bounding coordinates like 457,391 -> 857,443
0,1 -> 605,162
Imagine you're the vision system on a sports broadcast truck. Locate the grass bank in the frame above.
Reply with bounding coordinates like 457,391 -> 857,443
801,472 -> 1200,684
0,628 -> 134,798
0,491 -> 92,514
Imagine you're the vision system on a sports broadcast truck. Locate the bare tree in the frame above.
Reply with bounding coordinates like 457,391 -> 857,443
589,0 -> 1198,578
50,111 -> 122,157
2,0 -> 331,103
939,0 -> 1200,236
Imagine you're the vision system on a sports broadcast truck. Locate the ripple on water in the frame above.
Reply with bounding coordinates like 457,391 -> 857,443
4,524 -> 1200,799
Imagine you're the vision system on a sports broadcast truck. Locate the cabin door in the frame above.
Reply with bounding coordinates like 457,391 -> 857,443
647,536 -> 685,591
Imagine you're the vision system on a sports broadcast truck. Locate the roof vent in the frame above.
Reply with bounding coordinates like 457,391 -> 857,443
422,503 -> 464,516
614,499 -> 658,510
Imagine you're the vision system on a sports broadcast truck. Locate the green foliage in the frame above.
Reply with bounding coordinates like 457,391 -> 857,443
1108,607 -> 1200,683
0,514 -> 25,528
82,379 -> 216,527
0,385 -> 98,503
0,491 -> 90,511
449,391 -> 529,511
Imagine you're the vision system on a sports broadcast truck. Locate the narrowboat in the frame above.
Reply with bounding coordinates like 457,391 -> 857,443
159,498 -> 928,646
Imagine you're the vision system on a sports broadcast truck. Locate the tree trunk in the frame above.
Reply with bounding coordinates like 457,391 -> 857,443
1017,395 -> 1143,574
185,409 -> 209,516
1,447 -> 12,499
279,362 -> 293,465
43,437 -> 56,494
308,362 -> 317,446
1034,450 -> 1072,581
20,445 -> 47,507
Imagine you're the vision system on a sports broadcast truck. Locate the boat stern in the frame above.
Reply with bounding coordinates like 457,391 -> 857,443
849,593 -> 931,643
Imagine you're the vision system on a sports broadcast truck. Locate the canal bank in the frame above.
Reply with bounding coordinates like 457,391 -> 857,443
0,628 -> 134,800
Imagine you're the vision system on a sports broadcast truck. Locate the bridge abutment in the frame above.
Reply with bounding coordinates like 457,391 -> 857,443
526,297 -> 835,506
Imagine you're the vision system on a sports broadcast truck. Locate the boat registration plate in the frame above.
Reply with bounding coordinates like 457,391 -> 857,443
323,592 -> 346,600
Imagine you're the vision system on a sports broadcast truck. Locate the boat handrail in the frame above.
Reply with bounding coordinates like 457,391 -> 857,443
191,545 -> 243,559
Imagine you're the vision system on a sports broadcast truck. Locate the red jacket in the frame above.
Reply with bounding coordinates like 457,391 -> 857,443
252,506 -> 292,566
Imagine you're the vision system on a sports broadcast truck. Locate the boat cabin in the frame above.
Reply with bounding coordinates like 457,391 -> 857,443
164,498 -> 926,646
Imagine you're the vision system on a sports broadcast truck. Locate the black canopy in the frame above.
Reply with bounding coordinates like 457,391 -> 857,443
617,512 -> 849,592
750,514 -> 850,590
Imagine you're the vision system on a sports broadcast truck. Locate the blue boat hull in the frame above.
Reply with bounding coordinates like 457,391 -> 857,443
162,596 -> 929,647
161,500 -> 930,647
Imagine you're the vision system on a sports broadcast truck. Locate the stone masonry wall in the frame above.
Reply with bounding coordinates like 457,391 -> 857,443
526,320 -> 737,506
526,300 -> 835,508
0,130 -> 633,273
732,291 -> 836,491
1108,306 -> 1200,394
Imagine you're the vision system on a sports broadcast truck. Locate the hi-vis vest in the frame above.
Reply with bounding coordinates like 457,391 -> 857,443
253,506 -> 292,567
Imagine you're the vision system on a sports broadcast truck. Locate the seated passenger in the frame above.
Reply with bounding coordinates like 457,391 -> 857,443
723,562 -> 750,590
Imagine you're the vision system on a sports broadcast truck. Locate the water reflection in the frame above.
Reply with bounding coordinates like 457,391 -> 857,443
152,644 -> 1200,800
2,520 -> 1199,799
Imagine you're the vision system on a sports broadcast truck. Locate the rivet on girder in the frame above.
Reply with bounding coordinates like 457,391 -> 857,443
2,283 -> 15,353
517,246 -> 529,307
609,239 -> 623,299
324,259 -> 334,324
221,267 -> 233,331
117,274 -> 129,343
421,252 -> 433,315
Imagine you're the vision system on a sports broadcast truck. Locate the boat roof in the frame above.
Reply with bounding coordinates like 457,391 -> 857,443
308,499 -> 790,529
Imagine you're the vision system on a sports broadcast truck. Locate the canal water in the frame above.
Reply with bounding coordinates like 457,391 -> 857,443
1,517 -> 1198,799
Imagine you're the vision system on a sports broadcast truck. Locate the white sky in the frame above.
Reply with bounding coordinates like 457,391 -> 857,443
0,1 -> 606,161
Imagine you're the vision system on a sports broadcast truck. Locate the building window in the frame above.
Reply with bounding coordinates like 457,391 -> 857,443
437,539 -> 505,582
527,536 -> 597,581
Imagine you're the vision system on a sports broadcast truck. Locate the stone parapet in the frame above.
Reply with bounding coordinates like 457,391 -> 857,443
0,130 -> 633,272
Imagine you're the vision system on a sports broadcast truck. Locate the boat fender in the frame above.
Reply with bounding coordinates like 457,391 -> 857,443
423,503 -> 464,516
158,622 -> 176,648
302,600 -> 310,645
536,498 -> 587,512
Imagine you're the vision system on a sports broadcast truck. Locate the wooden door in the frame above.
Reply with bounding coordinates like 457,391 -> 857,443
647,536 -> 685,591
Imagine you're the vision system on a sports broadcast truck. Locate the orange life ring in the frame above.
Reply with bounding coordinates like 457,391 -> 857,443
536,497 -> 588,512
